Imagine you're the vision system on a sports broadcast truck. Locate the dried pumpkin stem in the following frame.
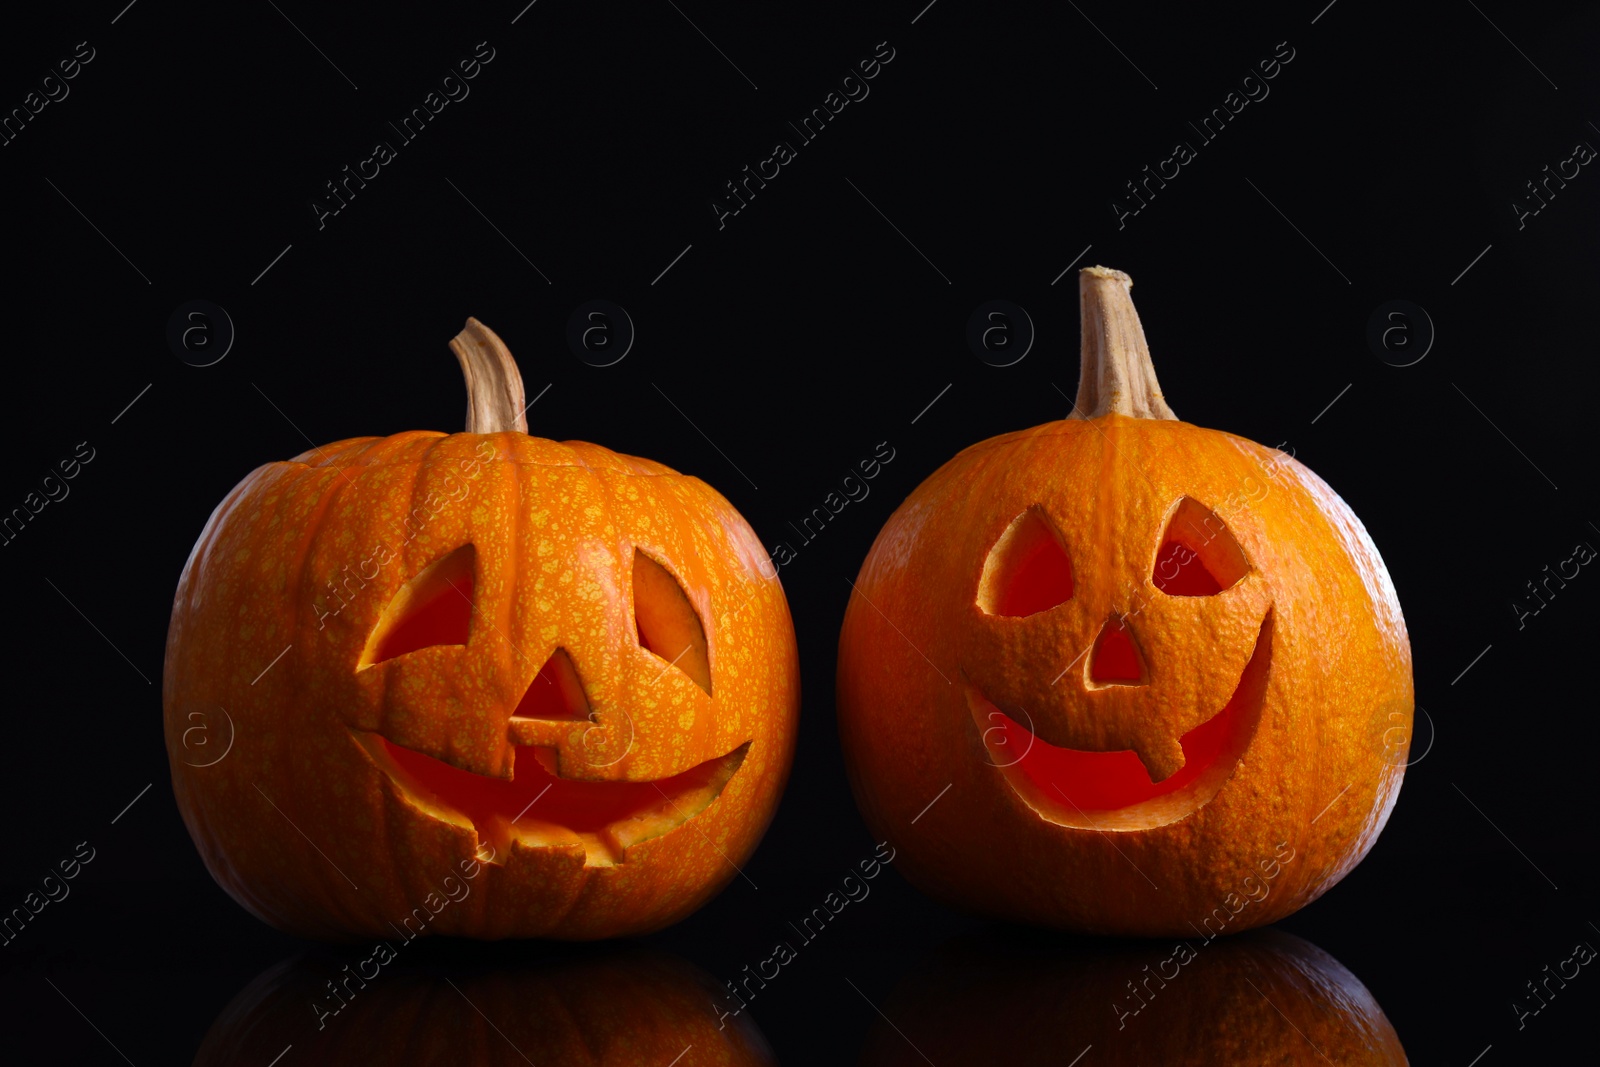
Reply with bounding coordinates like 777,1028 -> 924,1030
1070,266 -> 1178,421
449,317 -> 528,434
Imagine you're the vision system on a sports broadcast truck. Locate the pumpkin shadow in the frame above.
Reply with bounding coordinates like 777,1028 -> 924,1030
858,925 -> 1408,1066
194,944 -> 775,1066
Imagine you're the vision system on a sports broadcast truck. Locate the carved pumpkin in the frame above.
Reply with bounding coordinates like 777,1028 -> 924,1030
859,928 -> 1408,1065
195,949 -> 777,1066
837,267 -> 1411,935
164,319 -> 798,940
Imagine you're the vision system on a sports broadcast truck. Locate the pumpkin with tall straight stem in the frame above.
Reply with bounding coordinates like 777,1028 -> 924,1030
837,267 -> 1412,935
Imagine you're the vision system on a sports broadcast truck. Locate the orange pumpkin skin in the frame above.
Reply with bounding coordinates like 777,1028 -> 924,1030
164,425 -> 798,940
859,928 -> 1408,1065
195,950 -> 777,1066
837,272 -> 1411,937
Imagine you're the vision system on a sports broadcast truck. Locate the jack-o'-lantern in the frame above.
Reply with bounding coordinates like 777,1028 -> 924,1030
837,267 -> 1411,935
859,928 -> 1408,1064
195,949 -> 777,1066
164,319 -> 799,940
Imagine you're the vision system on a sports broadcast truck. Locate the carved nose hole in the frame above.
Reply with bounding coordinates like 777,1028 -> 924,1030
1088,616 -> 1148,688
511,648 -> 592,722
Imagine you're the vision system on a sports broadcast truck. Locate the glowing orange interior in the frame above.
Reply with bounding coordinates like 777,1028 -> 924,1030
1089,621 -> 1144,683
1151,498 -> 1250,597
378,737 -> 727,833
512,650 -> 591,721
984,687 -> 1240,812
369,554 -> 474,663
632,549 -> 714,695
986,514 -> 1075,617
361,547 -> 743,859
1152,540 -> 1224,595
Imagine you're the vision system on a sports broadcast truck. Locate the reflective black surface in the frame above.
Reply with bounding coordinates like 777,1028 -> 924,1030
860,927 -> 1406,1065
195,947 -> 776,1066
6,0 -> 1600,1062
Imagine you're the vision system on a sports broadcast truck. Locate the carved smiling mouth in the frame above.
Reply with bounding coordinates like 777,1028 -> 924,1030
349,545 -> 750,867
357,734 -> 748,867
971,612 -> 1272,831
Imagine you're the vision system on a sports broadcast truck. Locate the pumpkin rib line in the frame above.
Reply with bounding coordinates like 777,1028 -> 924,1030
277,465 -> 363,921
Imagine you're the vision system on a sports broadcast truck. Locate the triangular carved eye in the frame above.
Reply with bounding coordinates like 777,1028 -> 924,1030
633,549 -> 712,695
360,544 -> 475,667
1152,498 -> 1249,595
978,507 -> 1074,617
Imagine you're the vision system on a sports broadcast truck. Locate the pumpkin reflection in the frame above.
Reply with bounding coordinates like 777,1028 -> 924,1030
195,948 -> 775,1067
859,927 -> 1407,1066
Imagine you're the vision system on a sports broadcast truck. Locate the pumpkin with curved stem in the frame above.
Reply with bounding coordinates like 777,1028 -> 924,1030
836,267 -> 1412,935
164,318 -> 798,940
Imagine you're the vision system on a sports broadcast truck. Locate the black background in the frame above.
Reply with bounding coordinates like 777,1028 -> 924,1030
3,0 -> 1599,1062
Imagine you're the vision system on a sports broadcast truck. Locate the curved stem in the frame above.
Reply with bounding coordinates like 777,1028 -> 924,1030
449,317 -> 528,434
1070,266 -> 1177,421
